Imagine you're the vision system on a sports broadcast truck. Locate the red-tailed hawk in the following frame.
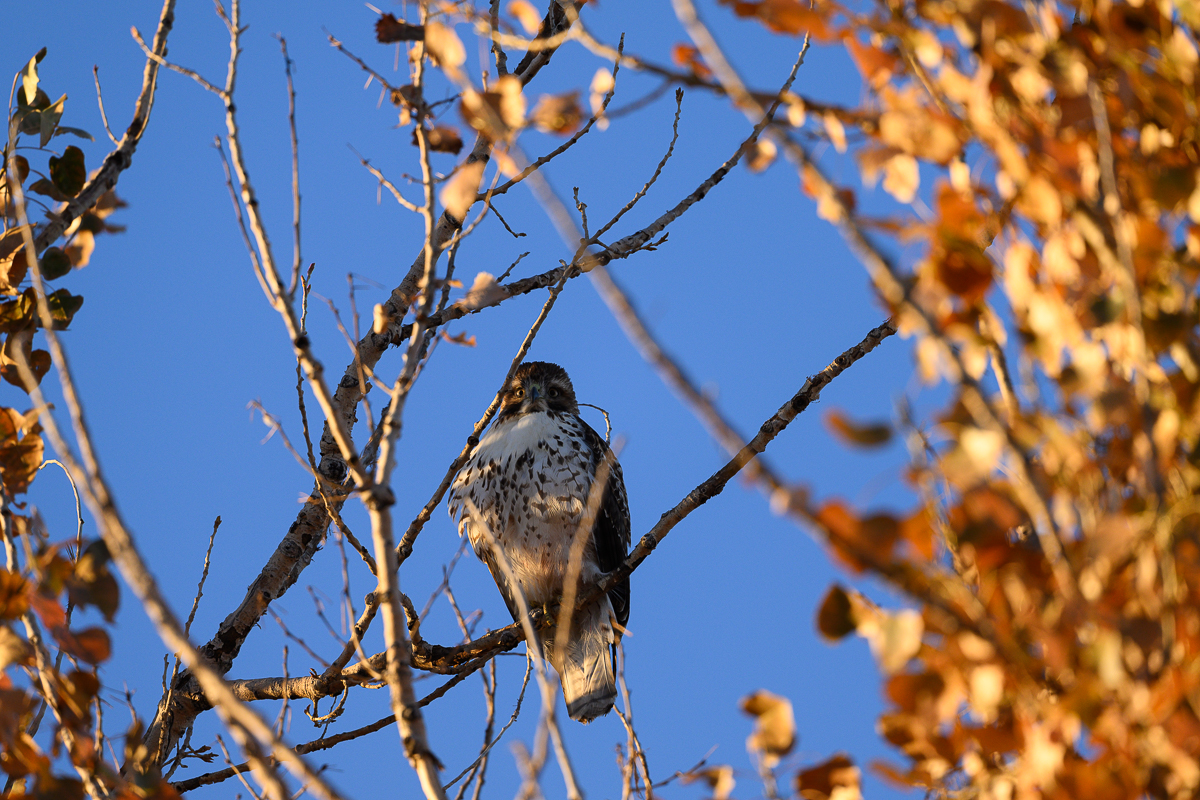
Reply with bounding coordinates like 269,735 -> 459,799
448,361 -> 631,722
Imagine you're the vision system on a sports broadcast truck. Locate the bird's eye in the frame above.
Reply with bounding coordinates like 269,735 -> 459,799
514,387 -> 525,398
549,388 -> 560,398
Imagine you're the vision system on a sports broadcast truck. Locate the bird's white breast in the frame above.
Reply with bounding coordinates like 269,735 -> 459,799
448,411 -> 599,605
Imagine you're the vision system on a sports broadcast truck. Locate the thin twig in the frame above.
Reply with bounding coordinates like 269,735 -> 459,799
91,66 -> 119,145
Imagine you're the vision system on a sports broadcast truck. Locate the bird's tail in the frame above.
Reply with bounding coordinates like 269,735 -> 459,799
544,598 -> 617,723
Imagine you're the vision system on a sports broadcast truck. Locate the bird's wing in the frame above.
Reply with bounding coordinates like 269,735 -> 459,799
580,419 -> 632,630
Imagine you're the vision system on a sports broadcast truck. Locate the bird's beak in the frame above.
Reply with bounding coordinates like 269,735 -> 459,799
528,383 -> 542,401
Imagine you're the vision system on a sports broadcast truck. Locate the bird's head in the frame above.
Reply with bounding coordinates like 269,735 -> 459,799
497,361 -> 578,420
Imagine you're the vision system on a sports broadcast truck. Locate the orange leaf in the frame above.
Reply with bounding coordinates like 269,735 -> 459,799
723,0 -> 835,40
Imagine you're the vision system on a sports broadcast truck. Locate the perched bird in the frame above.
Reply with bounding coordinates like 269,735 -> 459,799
448,361 -> 631,722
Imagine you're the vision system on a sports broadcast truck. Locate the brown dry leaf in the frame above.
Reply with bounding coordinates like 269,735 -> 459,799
795,754 -> 861,800
442,330 -> 477,347
723,0 -> 834,40
747,138 -> 777,173
424,22 -> 466,72
0,625 -> 32,669
0,567 -> 30,620
440,160 -> 487,222
0,328 -> 51,390
825,409 -> 893,447
816,584 -> 859,640
530,91 -> 583,135
461,75 -> 526,139
63,627 -> 111,665
66,229 -> 94,268
508,0 -> 542,34
420,125 -> 464,155
375,13 -> 424,43
67,541 -> 119,623
740,690 -> 796,766
681,765 -> 736,800
0,406 -> 43,494
453,272 -> 508,313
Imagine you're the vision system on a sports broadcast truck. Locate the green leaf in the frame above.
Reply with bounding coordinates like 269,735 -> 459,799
39,248 -> 71,280
48,144 -> 85,198
39,94 -> 66,148
27,178 -> 71,203
45,289 -> 83,329
53,126 -> 94,142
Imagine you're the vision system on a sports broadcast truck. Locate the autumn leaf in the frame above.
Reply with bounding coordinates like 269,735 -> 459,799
0,626 -> 32,669
420,125 -> 463,154
672,43 -> 712,79
65,229 -> 94,268
0,568 -> 30,620
375,13 -> 424,43
45,289 -> 84,329
424,22 -> 466,72
845,37 -> 897,87
452,272 -> 508,313
441,330 -> 477,347
508,0 -> 542,34
794,754 -> 860,800
722,0 -> 835,41
530,92 -> 583,135
67,540 -> 120,623
680,766 -> 735,800
746,139 -> 778,173
816,584 -> 858,640
61,627 -> 111,665
48,145 -> 86,198
740,689 -> 796,766
824,409 -> 892,447
439,160 -> 486,222
460,76 -> 525,139
0,406 -> 43,495
0,328 -> 51,390
39,247 -> 71,280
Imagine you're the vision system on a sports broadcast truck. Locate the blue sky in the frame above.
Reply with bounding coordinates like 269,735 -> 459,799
14,2 -> 929,798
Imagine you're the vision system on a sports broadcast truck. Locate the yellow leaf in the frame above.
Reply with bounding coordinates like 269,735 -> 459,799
740,690 -> 796,766
746,138 -> 777,173
857,608 -> 922,674
424,22 -> 466,71
453,272 -> 508,313
882,153 -> 919,203
508,0 -> 542,34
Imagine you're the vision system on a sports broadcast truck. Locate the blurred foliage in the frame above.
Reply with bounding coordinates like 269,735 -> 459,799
720,0 -> 1200,797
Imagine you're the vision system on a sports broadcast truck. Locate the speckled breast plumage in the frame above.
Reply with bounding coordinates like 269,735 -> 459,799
448,410 -> 602,610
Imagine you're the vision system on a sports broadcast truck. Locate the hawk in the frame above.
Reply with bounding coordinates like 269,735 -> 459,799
448,361 -> 631,723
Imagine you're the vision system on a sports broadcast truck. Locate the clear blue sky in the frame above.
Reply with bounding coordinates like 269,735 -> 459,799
15,2 -> 926,798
